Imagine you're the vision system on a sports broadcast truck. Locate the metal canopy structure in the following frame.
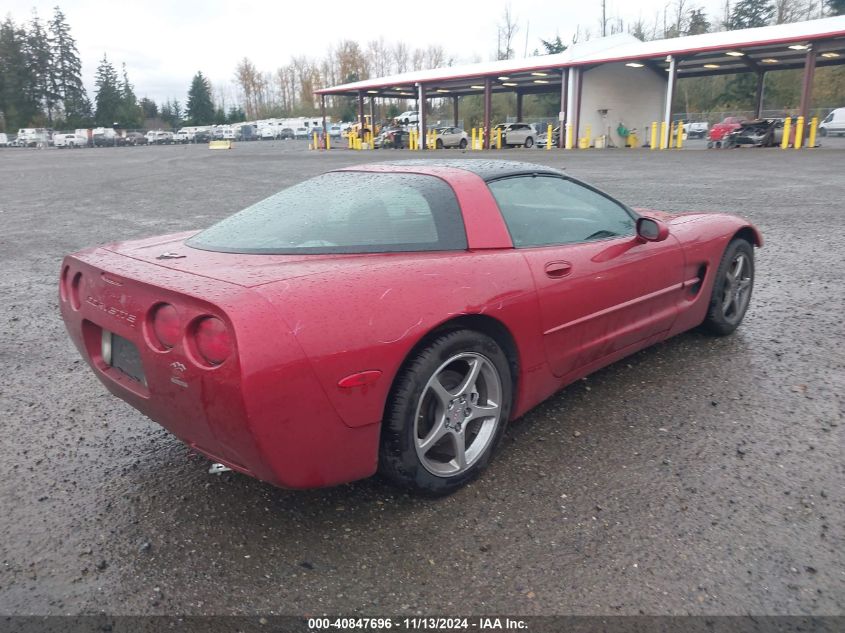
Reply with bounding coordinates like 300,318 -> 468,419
315,16 -> 845,149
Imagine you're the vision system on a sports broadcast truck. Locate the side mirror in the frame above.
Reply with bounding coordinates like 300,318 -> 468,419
636,217 -> 670,242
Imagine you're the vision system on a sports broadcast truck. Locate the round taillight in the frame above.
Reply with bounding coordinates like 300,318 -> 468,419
60,265 -> 70,302
151,303 -> 180,348
70,272 -> 83,310
193,316 -> 231,366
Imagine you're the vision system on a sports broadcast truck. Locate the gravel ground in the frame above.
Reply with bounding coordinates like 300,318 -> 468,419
0,141 -> 842,617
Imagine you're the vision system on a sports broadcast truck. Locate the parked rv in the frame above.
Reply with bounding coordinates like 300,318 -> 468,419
17,128 -> 50,147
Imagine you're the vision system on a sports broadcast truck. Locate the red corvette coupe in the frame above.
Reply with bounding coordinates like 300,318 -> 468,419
60,160 -> 761,494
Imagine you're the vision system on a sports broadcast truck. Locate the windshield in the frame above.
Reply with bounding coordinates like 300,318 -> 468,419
187,171 -> 467,255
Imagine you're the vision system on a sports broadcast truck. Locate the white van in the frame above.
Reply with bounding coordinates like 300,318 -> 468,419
0,133 -> 8,147
819,108 -> 845,137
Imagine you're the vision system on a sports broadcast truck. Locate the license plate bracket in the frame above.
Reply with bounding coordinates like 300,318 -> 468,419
102,330 -> 146,385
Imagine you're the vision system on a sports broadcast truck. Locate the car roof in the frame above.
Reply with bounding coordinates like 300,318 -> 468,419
346,159 -> 564,181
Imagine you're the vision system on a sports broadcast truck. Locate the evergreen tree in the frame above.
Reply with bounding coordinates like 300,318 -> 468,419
227,104 -> 245,123
118,62 -> 141,127
213,105 -> 227,124
171,99 -> 183,125
159,99 -> 173,127
539,36 -> 567,55
727,0 -> 775,29
186,71 -> 214,125
27,12 -> 56,123
828,0 -> 845,15
94,54 -> 121,126
139,97 -> 158,119
0,17 -> 40,131
48,6 -> 89,126
687,9 -> 711,35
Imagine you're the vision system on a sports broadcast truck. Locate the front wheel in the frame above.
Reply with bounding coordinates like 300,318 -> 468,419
524,137 -> 534,148
819,128 -> 827,137
459,138 -> 467,149
379,330 -> 512,495
701,238 -> 755,335
435,139 -> 443,149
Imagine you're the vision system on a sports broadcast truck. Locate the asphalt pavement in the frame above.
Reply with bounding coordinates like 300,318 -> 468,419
0,140 -> 842,617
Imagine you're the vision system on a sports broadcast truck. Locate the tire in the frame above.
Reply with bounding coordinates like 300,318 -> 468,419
435,139 -> 443,149
524,136 -> 534,148
819,128 -> 827,137
701,238 -> 755,336
379,329 -> 513,495
459,138 -> 467,149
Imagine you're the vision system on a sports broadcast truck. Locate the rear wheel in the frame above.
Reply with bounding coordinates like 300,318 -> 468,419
459,138 -> 467,149
524,137 -> 534,148
435,139 -> 443,149
379,330 -> 512,495
701,238 -> 755,336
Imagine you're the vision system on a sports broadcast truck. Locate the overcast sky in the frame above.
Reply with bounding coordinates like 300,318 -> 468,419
6,0 -> 729,105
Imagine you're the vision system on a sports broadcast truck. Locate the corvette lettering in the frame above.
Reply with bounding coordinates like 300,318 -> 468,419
85,296 -> 137,326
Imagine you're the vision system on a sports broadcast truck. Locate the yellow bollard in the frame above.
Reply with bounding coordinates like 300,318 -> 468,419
659,121 -> 668,150
650,122 -> 658,150
313,132 -> 318,150
794,116 -> 805,149
546,124 -> 552,151
348,133 -> 353,149
471,128 -> 476,151
565,123 -> 573,149
326,133 -> 331,151
808,116 -> 818,148
781,117 -> 792,149
496,127 -> 502,150
585,124 -> 592,148
668,122 -> 675,148
676,120 -> 684,149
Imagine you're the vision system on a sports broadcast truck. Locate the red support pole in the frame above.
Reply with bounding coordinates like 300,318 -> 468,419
799,47 -> 816,122
516,91 -> 523,121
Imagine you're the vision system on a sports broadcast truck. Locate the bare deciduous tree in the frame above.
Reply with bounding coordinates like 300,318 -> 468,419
496,4 -> 519,60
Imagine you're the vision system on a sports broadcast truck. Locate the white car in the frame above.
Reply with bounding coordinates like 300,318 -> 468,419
0,133 -> 8,147
53,133 -> 88,148
260,127 -> 277,140
398,111 -> 419,125
173,131 -> 192,143
432,126 -> 469,149
494,122 -> 537,147
294,127 -> 309,139
819,107 -> 845,137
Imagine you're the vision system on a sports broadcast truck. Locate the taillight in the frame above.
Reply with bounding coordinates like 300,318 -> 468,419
192,316 -> 232,366
151,303 -> 180,348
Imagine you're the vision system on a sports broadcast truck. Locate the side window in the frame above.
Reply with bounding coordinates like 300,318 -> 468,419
488,176 -> 635,247
822,113 -> 833,123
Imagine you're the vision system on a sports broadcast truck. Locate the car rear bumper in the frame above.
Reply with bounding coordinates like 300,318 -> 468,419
60,248 -> 379,489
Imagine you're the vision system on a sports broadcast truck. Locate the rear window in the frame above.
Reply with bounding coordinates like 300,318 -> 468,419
187,171 -> 467,254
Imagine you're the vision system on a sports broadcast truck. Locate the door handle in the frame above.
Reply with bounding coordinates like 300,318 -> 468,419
544,261 -> 573,278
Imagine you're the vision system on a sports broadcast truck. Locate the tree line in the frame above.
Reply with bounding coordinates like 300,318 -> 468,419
1,0 -> 843,133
